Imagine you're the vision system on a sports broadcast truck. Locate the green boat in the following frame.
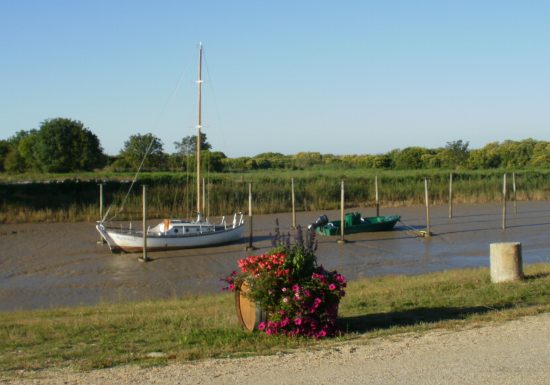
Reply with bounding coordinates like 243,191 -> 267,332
310,212 -> 401,236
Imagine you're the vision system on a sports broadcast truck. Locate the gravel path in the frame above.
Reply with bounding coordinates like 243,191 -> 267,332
7,313 -> 550,385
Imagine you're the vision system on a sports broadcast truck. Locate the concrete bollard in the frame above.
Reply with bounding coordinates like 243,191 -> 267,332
490,242 -> 523,283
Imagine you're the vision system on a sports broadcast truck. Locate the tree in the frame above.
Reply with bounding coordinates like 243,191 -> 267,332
467,143 -> 501,169
372,154 -> 393,169
3,130 -> 40,172
25,118 -> 106,172
438,140 -> 470,169
174,133 -> 212,156
119,133 -> 165,171
292,152 -> 323,169
0,140 -> 9,172
393,147 -> 428,169
531,142 -> 550,167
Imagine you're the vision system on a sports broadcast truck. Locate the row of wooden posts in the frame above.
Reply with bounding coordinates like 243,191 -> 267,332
97,172 -> 519,260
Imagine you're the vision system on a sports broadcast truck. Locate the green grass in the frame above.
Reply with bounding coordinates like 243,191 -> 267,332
1,264 -> 549,379
2,168 -> 550,223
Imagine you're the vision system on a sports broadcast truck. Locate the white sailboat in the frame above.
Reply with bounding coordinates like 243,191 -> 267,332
97,43 -> 245,253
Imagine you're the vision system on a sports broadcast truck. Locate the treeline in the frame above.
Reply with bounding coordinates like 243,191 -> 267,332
1,117 -> 550,173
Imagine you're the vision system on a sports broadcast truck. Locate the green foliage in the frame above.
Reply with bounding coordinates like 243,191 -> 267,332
35,118 -> 105,172
119,133 -> 165,171
439,140 -> 470,168
1,120 -> 105,173
394,147 -> 430,169
3,130 -> 39,172
174,132 -> 212,155
0,140 -> 9,172
271,225 -> 318,280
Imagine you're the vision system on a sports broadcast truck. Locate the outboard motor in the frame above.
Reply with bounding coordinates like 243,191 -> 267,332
308,215 -> 329,230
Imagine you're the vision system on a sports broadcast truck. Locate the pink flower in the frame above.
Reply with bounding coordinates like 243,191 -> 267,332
292,284 -> 300,292
329,283 -> 337,291
294,318 -> 302,325
228,283 -> 235,291
258,322 -> 266,331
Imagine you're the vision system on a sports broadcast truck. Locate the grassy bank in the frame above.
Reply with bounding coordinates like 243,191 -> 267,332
2,168 -> 550,223
1,264 -> 549,378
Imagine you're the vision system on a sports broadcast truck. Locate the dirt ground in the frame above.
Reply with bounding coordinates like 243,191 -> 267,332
6,313 -> 550,385
1,202 -> 550,311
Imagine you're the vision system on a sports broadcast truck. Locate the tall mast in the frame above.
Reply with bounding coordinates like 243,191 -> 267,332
196,43 -> 203,215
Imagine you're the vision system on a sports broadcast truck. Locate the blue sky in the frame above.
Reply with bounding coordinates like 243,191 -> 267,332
1,0 -> 549,157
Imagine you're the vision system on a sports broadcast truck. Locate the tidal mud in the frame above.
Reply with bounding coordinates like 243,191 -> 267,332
1,202 -> 549,311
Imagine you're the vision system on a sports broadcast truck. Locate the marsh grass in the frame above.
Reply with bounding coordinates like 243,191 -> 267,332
1,264 -> 549,377
1,169 -> 550,223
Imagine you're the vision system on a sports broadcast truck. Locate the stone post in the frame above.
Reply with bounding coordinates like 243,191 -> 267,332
490,242 -> 523,283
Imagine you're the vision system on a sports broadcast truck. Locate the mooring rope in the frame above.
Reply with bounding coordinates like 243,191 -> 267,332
398,218 -> 428,238
102,60 -> 192,223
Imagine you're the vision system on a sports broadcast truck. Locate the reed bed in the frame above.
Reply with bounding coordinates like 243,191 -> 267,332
1,169 -> 550,223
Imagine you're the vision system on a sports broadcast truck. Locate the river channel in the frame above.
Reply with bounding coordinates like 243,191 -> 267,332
1,202 -> 549,311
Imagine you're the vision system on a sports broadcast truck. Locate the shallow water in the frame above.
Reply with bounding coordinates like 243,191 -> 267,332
1,202 -> 549,311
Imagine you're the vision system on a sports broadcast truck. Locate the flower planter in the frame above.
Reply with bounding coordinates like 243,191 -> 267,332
224,227 -> 347,338
235,281 -> 268,332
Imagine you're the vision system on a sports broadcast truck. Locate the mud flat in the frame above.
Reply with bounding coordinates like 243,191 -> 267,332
1,202 -> 549,311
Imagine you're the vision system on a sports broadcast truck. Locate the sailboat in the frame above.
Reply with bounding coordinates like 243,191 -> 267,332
96,43 -> 245,253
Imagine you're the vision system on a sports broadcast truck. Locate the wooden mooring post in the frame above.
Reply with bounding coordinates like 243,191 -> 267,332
375,175 -> 380,216
139,185 -> 150,262
337,179 -> 347,244
424,178 -> 431,237
448,172 -> 453,219
512,172 -> 517,215
502,173 -> 507,230
98,183 -> 106,244
246,182 -> 256,251
291,177 -> 296,229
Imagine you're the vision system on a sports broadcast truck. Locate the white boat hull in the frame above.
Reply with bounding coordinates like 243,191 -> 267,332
97,221 -> 245,253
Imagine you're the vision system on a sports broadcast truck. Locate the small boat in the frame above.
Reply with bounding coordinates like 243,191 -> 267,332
309,212 -> 401,236
97,214 -> 244,253
97,43 -> 245,252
